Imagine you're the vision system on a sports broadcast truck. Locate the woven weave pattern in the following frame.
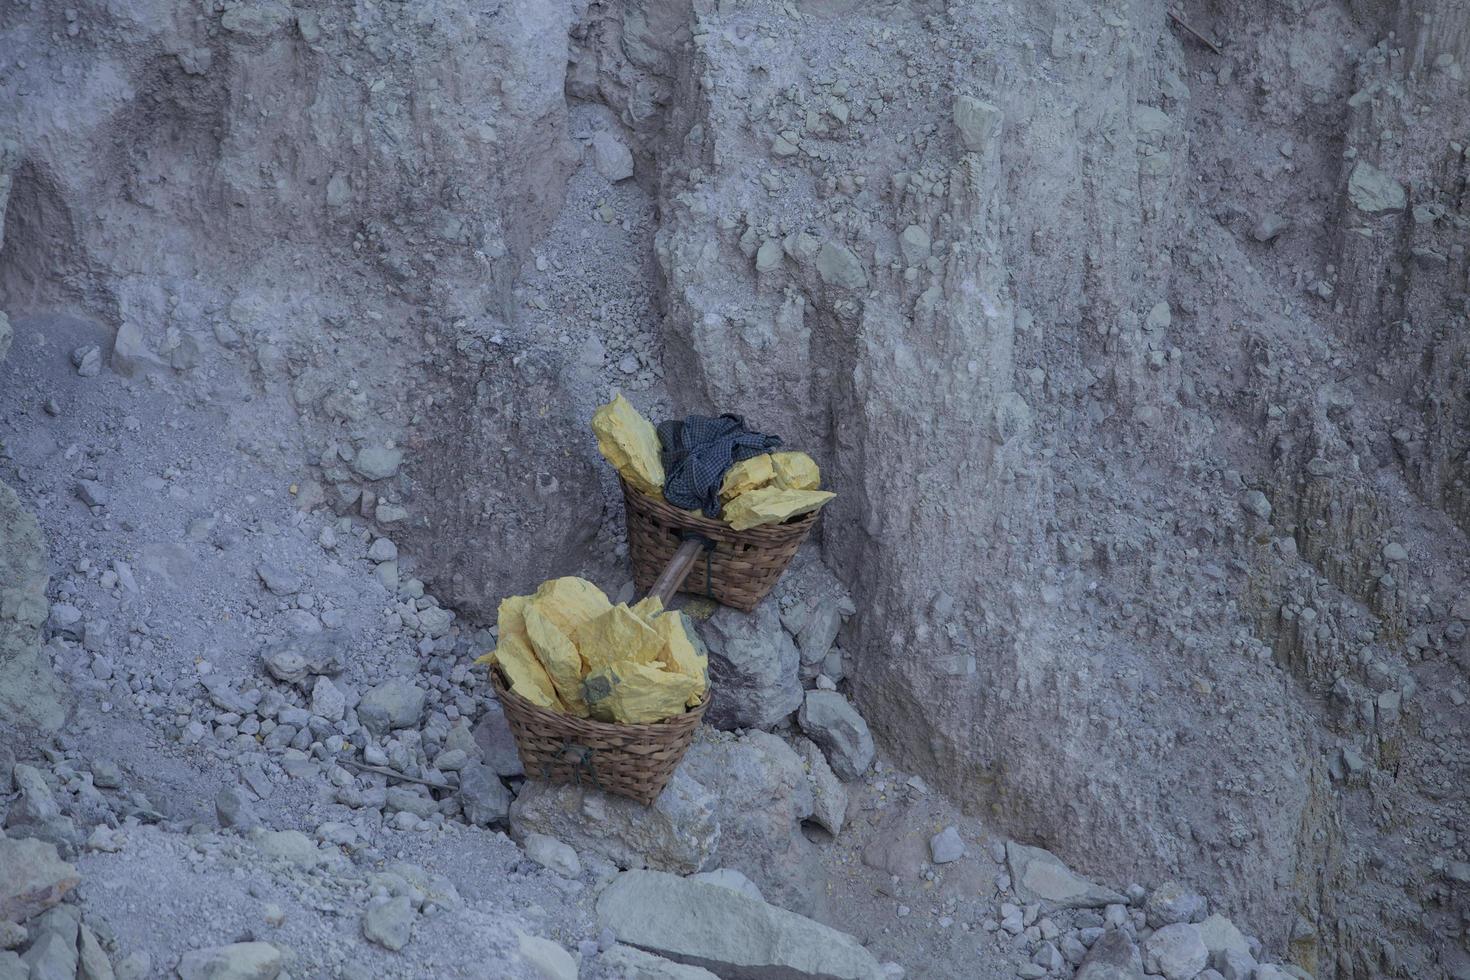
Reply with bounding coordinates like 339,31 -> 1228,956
492,667 -> 708,806
621,478 -> 817,613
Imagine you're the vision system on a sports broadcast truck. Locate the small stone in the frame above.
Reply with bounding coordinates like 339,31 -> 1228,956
795,601 -> 844,666
310,676 -> 346,722
368,538 -> 398,562
255,563 -> 301,596
89,759 -> 122,789
1215,947 -> 1257,980
358,679 -> 427,735
433,749 -> 468,772
458,764 -> 512,827
793,737 -> 846,836
1144,923 -> 1208,980
353,446 -> 403,481
591,131 -> 634,181
1381,542 -> 1408,562
216,787 -> 261,832
71,345 -> 102,377
1347,161 -> 1406,213
953,95 -> 1002,152
113,952 -> 151,980
417,606 -> 454,638
362,895 -> 414,952
1074,933 -> 1145,980
517,932 -> 578,980
0,922 -> 24,951
77,924 -> 112,980
1145,880 -> 1207,926
755,238 -> 784,274
474,702 -> 524,777
814,241 -> 868,290
110,321 -> 167,376
1251,214 -> 1290,242
797,690 -> 874,781
899,225 -> 931,265
523,833 -> 581,877
929,826 -> 965,864
75,481 -> 110,508
1239,490 -> 1272,520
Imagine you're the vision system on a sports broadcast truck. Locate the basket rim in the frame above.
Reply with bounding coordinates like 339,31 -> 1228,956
619,476 -> 821,541
490,664 -> 710,731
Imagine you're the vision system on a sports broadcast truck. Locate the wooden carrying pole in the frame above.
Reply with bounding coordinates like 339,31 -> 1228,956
647,537 -> 709,607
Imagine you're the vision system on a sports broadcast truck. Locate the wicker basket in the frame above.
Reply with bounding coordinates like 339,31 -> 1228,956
491,667 -> 708,806
621,478 -> 819,613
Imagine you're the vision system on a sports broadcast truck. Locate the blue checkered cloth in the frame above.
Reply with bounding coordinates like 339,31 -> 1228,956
658,414 -> 782,518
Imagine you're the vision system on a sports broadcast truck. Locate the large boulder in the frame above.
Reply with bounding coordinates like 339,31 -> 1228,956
1143,924 -> 1209,980
509,731 -> 822,914
681,731 -> 822,915
1075,930 -> 1145,980
0,837 -> 79,924
509,767 -> 719,875
0,481 -> 66,732
796,691 -> 873,781
699,603 -> 802,731
597,870 -> 883,980
176,943 -> 282,980
1006,842 -> 1125,908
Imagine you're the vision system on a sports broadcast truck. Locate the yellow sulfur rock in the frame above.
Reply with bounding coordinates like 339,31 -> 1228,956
574,603 -> 664,672
523,604 -> 589,716
653,612 -> 708,707
582,662 -> 704,725
770,451 -> 821,491
592,394 -> 665,496
531,577 -> 612,638
498,594 -> 531,649
723,487 -> 835,531
491,633 -> 561,710
719,454 -> 776,503
631,595 -> 664,621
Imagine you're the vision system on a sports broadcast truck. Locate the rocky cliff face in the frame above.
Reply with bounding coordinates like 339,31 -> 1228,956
2,0 -> 1467,976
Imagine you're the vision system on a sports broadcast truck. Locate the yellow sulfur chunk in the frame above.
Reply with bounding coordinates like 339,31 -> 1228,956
574,603 -> 665,672
531,577 -> 613,638
631,595 -> 664,621
498,594 -> 531,649
723,487 -> 835,531
492,633 -> 562,711
719,454 -> 777,503
592,394 -> 665,496
523,604 -> 589,717
582,662 -> 704,725
653,612 -> 708,707
770,451 -> 821,491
